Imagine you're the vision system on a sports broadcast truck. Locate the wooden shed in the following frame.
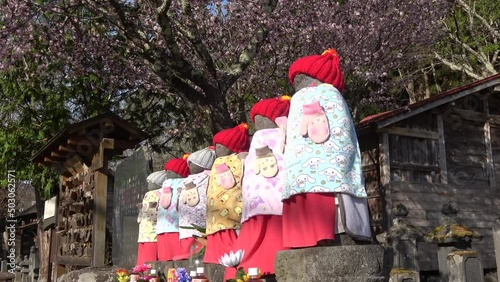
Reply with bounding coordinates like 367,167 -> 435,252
356,74 -> 500,271
31,112 -> 145,281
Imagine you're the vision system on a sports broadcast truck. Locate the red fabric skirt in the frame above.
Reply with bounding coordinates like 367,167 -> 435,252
172,237 -> 202,260
232,215 -> 289,275
203,229 -> 238,281
157,232 -> 183,261
282,193 -> 336,248
137,242 -> 158,265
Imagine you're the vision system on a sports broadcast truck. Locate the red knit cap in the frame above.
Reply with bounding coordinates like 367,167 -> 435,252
212,123 -> 250,153
250,95 -> 291,123
288,49 -> 345,92
164,153 -> 191,177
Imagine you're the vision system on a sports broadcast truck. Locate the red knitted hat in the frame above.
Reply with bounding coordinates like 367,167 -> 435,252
164,153 -> 191,177
212,123 -> 250,153
250,95 -> 291,123
288,49 -> 345,92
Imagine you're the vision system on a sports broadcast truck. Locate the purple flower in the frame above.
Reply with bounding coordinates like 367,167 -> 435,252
176,268 -> 190,282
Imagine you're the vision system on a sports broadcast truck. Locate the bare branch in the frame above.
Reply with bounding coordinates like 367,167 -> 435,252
179,0 -> 217,76
434,52 -> 483,80
456,0 -> 500,39
220,0 -> 278,91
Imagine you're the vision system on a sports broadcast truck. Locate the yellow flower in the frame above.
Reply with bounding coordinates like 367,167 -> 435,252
117,277 -> 129,282
243,274 -> 249,281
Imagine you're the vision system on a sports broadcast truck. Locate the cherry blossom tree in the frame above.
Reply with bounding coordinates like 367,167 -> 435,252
0,0 -> 450,134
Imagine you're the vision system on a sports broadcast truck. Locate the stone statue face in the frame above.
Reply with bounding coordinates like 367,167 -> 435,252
189,162 -> 205,174
215,144 -> 234,157
165,170 -> 182,179
254,115 -> 278,131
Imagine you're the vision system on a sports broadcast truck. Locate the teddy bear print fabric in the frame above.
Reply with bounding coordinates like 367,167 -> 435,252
178,171 -> 209,240
241,128 -> 285,222
156,178 -> 184,234
283,83 -> 367,199
137,189 -> 161,243
206,154 -> 244,235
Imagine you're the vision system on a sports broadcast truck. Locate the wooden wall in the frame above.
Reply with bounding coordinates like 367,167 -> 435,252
358,91 -> 500,271
391,182 -> 500,270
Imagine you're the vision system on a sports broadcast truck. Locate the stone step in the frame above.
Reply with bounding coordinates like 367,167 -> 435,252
275,245 -> 390,282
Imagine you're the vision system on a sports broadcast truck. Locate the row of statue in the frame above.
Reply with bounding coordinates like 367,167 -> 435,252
136,49 -> 372,280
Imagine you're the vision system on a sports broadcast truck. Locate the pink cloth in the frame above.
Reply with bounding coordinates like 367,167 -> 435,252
157,232 -> 182,261
242,128 -> 285,222
232,215 -> 288,275
282,193 -> 336,248
137,242 -> 158,265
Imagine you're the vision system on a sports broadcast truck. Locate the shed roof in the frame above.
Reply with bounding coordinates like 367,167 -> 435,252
31,112 -> 146,166
357,74 -> 500,132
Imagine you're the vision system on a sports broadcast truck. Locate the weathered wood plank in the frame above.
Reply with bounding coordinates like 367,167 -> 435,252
391,181 -> 499,194
56,256 -> 91,266
92,170 -> 107,266
379,133 -> 391,229
484,121 -> 496,187
436,114 -> 448,184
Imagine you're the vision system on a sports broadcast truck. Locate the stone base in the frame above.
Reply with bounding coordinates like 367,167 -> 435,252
149,260 -> 225,282
389,269 -> 420,282
275,245 -> 389,282
56,266 -> 116,282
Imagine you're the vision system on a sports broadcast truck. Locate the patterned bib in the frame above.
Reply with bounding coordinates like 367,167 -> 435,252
206,154 -> 245,235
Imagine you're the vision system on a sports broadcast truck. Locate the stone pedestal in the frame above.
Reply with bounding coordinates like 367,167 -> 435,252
389,269 -> 419,282
274,245 -> 389,282
148,260 -> 225,282
448,250 -> 484,282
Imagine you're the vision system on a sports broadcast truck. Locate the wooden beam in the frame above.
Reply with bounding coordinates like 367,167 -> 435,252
101,138 -> 114,150
92,171 -> 107,267
102,138 -> 138,150
379,133 -> 391,229
44,155 -> 67,162
391,162 -> 440,172
437,114 -> 448,184
376,79 -> 500,128
484,98 -> 495,187
377,126 -> 440,140
56,255 -> 92,266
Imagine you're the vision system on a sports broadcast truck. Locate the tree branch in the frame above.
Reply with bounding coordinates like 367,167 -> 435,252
154,0 -> 217,96
220,0 -> 278,92
445,22 -> 497,74
456,0 -> 500,39
179,0 -> 217,76
434,52 -> 483,80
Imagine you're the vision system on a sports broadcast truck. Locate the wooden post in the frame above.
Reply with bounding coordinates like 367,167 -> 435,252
436,114 -> 448,184
92,138 -> 113,266
483,98 -> 495,187
379,132 -> 391,229
92,170 -> 108,266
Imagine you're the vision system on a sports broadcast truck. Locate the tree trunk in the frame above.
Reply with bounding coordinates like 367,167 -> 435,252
206,89 -> 236,133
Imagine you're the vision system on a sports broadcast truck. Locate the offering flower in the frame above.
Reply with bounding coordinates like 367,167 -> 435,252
177,268 -> 190,282
218,249 -> 245,268
114,268 -> 130,282
133,264 -> 152,274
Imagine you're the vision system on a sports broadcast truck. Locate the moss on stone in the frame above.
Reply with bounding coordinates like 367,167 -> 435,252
390,268 -> 418,276
447,250 -> 478,259
425,223 -> 481,243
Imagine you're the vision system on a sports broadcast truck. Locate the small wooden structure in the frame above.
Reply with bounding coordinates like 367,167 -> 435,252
31,112 -> 145,281
357,74 -> 500,271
